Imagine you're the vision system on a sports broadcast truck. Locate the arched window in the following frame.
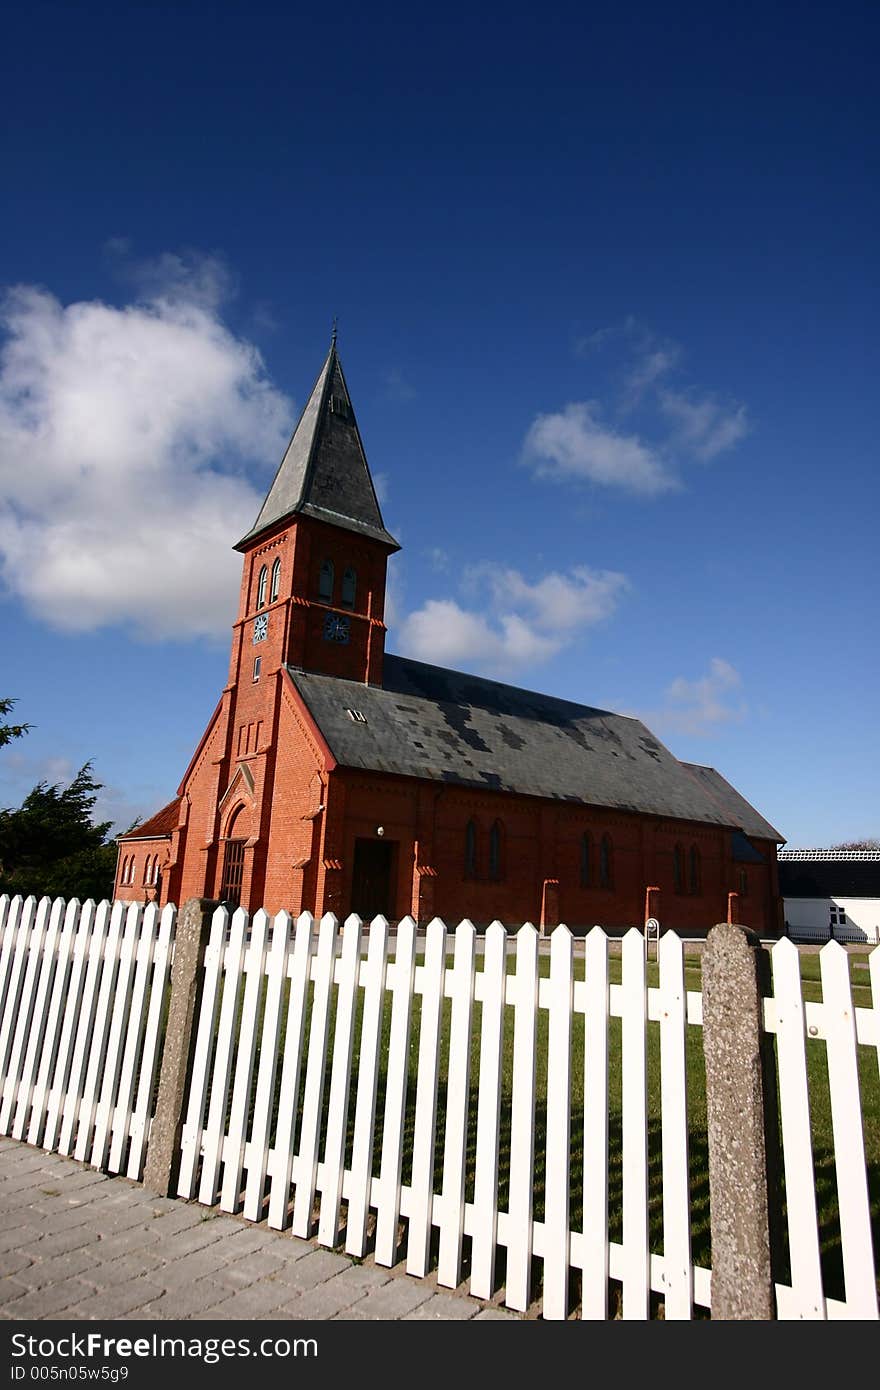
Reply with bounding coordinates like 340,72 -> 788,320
142,856 -> 151,886
152,855 -> 160,886
341,567 -> 357,609
580,832 -> 592,888
738,869 -> 748,897
489,820 -> 502,881
689,845 -> 701,896
256,565 -> 268,609
120,856 -> 128,888
673,844 -> 685,895
318,560 -> 334,602
599,834 -> 613,890
128,856 -> 137,886
220,807 -> 247,908
465,819 -> 477,879
270,557 -> 281,603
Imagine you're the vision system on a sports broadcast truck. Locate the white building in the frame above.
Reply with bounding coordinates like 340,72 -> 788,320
778,849 -> 880,944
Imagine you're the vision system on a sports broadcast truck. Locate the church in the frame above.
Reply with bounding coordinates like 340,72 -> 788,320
114,337 -> 784,936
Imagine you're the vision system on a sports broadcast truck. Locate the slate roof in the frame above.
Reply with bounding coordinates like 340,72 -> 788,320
681,763 -> 783,842
117,797 -> 181,842
236,340 -> 399,552
288,654 -> 780,837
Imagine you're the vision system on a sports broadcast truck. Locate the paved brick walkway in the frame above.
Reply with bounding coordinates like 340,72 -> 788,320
0,1139 -> 517,1322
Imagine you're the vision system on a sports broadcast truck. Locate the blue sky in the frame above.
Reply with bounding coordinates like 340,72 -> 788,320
1,0 -> 877,848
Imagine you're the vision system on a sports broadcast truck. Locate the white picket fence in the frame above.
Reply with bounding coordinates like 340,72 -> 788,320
174,906 -> 879,1320
0,893 -> 877,1319
0,894 -> 174,1179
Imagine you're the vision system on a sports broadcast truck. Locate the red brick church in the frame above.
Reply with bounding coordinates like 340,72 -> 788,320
115,336 -> 784,935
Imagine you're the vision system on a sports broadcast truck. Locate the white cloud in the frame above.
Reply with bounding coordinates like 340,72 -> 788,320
658,389 -> 750,460
523,402 -> 676,496
395,564 -> 628,675
0,261 -> 292,640
383,367 -> 416,402
643,657 -> 748,736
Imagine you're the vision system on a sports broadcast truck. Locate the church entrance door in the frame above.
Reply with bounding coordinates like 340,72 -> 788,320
351,838 -> 395,921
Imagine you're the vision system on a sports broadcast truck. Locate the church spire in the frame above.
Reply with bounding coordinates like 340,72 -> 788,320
235,336 -> 399,553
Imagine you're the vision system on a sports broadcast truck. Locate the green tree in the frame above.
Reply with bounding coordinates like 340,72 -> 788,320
0,763 -> 119,902
0,697 -> 31,748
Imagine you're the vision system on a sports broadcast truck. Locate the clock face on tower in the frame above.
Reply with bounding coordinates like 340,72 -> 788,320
253,613 -> 268,643
323,612 -> 350,644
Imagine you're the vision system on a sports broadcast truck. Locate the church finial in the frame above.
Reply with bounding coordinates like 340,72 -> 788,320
330,317 -> 338,350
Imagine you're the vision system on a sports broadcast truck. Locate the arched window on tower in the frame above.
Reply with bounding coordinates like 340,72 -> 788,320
599,834 -> 613,890
689,845 -> 701,896
465,819 -> 477,879
120,856 -> 128,889
128,856 -> 137,886
580,832 -> 592,888
142,856 -> 151,886
256,565 -> 268,610
319,560 -> 334,602
270,557 -> 281,603
673,844 -> 685,895
341,567 -> 357,609
489,820 -> 503,881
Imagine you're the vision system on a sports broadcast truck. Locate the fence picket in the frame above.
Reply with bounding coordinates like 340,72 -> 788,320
27,899 -> 80,1147
470,920 -> 507,1300
0,897 -> 25,1047
621,927 -> 649,1319
267,912 -> 315,1231
243,910 -> 292,1222
198,906 -> 248,1205
543,925 -> 574,1319
220,908 -> 271,1212
59,900 -> 111,1156
770,938 -> 825,1318
11,897 -> 65,1140
374,916 -> 418,1267
90,901 -> 143,1168
291,912 -> 338,1238
658,931 -> 693,1319
177,905 -> 228,1198
0,897 -> 52,1132
316,913 -> 361,1246
106,904 -> 158,1173
44,901 -> 95,1152
406,916 -> 447,1277
73,899 -> 126,1162
344,916 -> 390,1257
437,919 -> 477,1290
819,942 -> 878,1318
126,903 -> 176,1180
582,925 -> 610,1319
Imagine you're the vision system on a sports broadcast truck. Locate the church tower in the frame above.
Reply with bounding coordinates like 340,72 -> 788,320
230,331 -> 400,696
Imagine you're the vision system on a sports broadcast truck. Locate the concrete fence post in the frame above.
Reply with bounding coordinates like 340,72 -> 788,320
143,897 -> 218,1196
701,921 -> 775,1319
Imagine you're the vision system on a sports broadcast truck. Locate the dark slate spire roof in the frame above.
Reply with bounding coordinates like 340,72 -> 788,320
236,338 -> 400,552
286,654 -> 782,837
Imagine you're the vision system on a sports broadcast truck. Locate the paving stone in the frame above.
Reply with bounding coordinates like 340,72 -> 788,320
4,1277 -> 94,1318
195,1281 -> 291,1320
156,1245 -> 240,1282
21,1226 -> 94,1258
404,1293 -> 478,1319
136,1279 -> 233,1319
343,1279 -> 433,1319
472,1307 -> 518,1319
0,1249 -> 34,1279
216,1225 -> 285,1257
147,1205 -> 213,1236
63,1278 -> 166,1321
270,1248 -> 351,1291
15,1248 -> 98,1289
86,1250 -> 166,1287
92,1225 -> 164,1260
146,1221 -> 228,1257
289,1266 -> 390,1320
213,1250 -> 288,1287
